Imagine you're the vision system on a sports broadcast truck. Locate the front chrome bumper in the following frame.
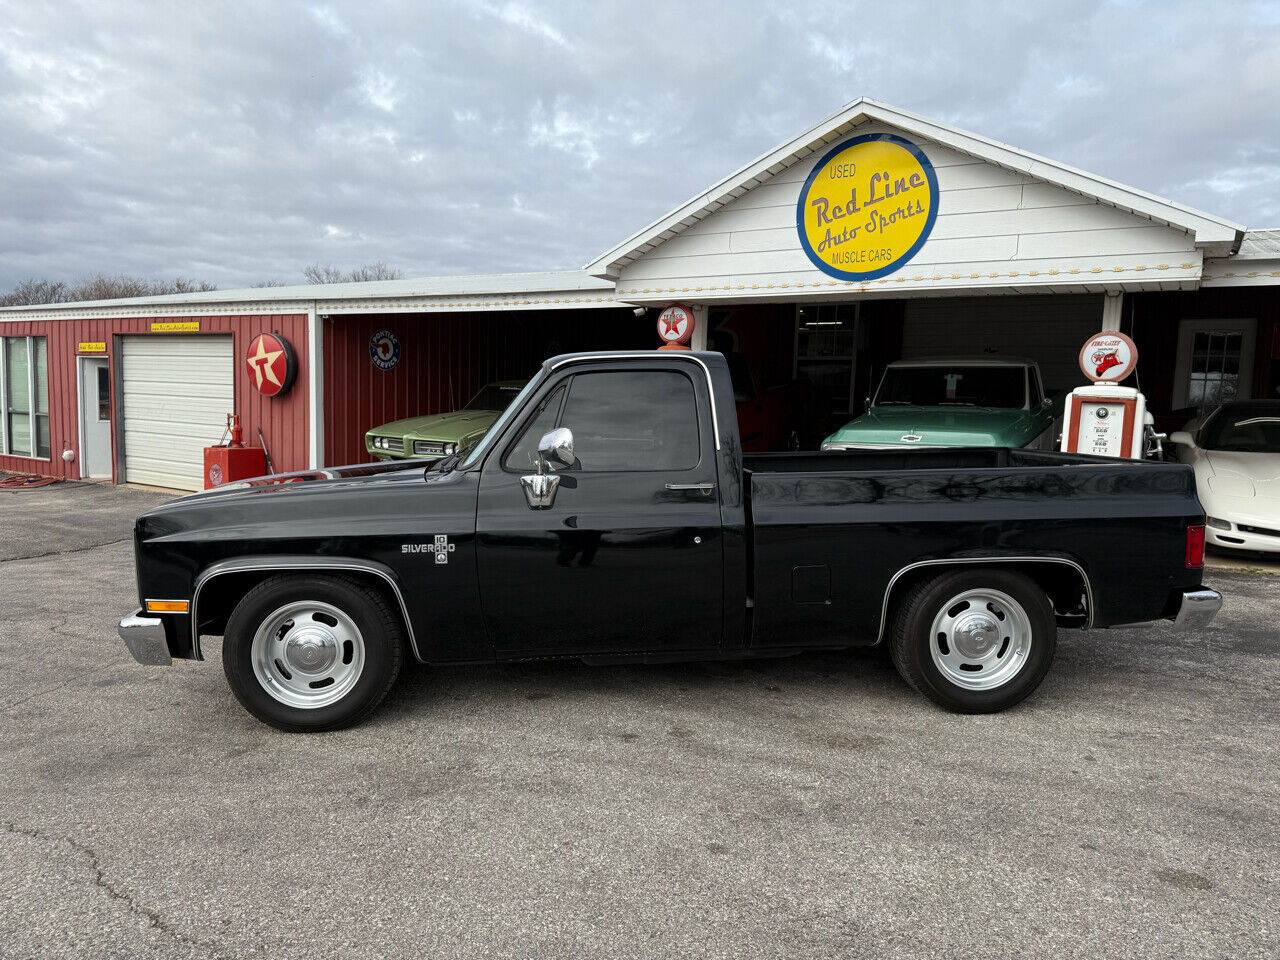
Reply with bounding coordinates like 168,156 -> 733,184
1172,588 -> 1223,631
118,609 -> 173,666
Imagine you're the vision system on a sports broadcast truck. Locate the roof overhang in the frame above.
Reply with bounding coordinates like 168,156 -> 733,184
584,97 -> 1245,280
0,270 -> 621,321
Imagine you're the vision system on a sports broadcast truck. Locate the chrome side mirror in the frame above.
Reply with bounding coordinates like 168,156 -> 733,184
539,427 -> 574,470
520,427 -> 574,509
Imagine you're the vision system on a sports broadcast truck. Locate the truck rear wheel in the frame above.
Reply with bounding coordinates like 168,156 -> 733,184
222,574 -> 404,732
888,569 -> 1056,713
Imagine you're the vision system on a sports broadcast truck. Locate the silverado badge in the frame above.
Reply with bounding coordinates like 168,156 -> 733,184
901,434 -> 923,443
402,535 -> 455,564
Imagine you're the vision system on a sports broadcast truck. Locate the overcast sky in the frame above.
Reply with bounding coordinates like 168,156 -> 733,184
2,0 -> 1279,291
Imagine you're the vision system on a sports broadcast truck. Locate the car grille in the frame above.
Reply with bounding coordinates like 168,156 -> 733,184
377,437 -> 404,453
1238,523 -> 1280,538
413,440 -> 446,457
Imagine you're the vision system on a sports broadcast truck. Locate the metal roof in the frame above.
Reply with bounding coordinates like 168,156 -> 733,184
1235,229 -> 1280,259
583,97 -> 1246,279
0,270 -> 615,317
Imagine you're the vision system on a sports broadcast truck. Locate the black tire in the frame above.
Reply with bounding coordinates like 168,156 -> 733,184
887,569 -> 1056,713
222,574 -> 405,732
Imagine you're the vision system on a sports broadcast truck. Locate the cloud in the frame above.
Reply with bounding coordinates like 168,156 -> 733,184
0,0 -> 1278,290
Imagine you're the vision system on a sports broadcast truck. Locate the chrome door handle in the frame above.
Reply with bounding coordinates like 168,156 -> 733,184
665,482 -> 716,495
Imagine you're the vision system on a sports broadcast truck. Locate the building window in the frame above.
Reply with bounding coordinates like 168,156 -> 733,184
1188,330 -> 1244,406
1,336 -> 50,459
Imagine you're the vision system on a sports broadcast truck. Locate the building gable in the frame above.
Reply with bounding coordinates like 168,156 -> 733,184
589,99 -> 1244,304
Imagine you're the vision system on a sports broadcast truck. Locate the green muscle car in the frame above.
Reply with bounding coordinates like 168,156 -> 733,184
822,358 -> 1057,450
366,380 -> 527,461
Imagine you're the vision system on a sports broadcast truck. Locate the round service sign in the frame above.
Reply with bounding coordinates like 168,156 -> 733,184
796,133 -> 939,282
369,329 -> 401,371
1079,331 -> 1139,383
245,332 -> 298,397
657,303 -> 695,345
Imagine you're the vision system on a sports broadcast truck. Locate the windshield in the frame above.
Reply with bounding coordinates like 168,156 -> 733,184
876,365 -> 1027,408
459,374 -> 543,469
464,382 -> 526,411
1199,403 -> 1280,452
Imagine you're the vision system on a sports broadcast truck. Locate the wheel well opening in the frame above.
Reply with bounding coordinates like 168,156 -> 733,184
195,569 -> 409,642
885,561 -> 1089,636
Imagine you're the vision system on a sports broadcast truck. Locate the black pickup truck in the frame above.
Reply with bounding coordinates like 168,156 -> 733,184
119,351 -> 1222,731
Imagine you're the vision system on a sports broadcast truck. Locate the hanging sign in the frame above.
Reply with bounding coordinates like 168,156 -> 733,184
1079,332 -> 1138,383
369,329 -> 401,370
657,303 -> 695,346
796,133 -> 939,282
246,332 -> 298,397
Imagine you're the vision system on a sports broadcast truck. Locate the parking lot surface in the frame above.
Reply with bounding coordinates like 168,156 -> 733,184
1,481 -> 1277,959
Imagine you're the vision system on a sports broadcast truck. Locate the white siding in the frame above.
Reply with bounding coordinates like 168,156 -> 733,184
616,123 -> 1201,299
121,335 -> 234,490
900,295 -> 1102,393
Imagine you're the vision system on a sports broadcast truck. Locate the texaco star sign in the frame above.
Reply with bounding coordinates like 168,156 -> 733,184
656,303 -> 695,345
245,333 -> 297,397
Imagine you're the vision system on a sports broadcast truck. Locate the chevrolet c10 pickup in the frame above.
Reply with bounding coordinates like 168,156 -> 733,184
119,350 -> 1223,731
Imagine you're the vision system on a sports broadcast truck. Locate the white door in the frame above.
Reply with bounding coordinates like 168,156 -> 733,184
1172,319 -> 1257,410
78,357 -> 112,478
120,335 -> 234,490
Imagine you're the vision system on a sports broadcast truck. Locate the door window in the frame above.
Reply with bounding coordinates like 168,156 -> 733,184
97,365 -> 110,421
559,371 -> 701,472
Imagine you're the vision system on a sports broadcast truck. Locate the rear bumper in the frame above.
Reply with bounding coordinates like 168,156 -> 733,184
1172,588 -> 1223,631
118,609 -> 173,666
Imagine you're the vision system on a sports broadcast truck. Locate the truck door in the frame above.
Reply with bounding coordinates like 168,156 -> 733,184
476,361 -> 724,657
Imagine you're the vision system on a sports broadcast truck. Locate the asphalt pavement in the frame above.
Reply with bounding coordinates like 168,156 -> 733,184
0,481 -> 1277,959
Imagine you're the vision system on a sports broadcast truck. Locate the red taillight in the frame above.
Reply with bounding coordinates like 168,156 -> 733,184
1186,524 -> 1206,568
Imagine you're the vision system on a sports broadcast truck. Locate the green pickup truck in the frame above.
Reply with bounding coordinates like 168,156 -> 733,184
822,357 -> 1057,450
366,380 -> 527,461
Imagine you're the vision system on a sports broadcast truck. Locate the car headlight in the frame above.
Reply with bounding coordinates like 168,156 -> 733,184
1206,516 -> 1232,530
443,442 -> 457,455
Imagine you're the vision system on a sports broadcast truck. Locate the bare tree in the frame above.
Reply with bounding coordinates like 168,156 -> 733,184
0,278 -> 70,306
0,274 -> 218,306
69,274 -> 217,301
303,260 -> 403,284
253,279 -> 288,288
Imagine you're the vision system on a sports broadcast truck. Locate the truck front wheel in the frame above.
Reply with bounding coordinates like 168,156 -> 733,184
888,569 -> 1056,713
222,574 -> 405,732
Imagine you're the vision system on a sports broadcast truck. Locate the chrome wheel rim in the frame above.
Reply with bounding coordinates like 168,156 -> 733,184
250,601 -> 366,709
929,588 -> 1032,691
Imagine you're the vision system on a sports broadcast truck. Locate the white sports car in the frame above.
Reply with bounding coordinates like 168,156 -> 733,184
1169,399 -> 1280,554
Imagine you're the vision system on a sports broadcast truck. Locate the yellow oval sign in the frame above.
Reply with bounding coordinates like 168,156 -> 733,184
796,134 -> 939,281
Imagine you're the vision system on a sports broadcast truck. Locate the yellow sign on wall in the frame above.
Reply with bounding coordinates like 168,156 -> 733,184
77,342 -> 106,353
150,321 -> 200,332
796,133 -> 939,282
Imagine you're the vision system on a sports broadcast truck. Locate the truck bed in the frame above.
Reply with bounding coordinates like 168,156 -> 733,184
741,447 -> 1204,647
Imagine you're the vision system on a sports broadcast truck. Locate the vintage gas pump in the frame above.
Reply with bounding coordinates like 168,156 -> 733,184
1060,331 -> 1164,459
203,413 -> 267,488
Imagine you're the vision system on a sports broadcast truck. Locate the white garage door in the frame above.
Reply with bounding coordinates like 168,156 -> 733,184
901,295 -> 1103,394
121,335 -> 234,490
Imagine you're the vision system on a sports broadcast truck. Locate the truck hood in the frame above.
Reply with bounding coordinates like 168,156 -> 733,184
369,409 -> 500,441
158,459 -> 438,510
825,406 -> 1032,447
